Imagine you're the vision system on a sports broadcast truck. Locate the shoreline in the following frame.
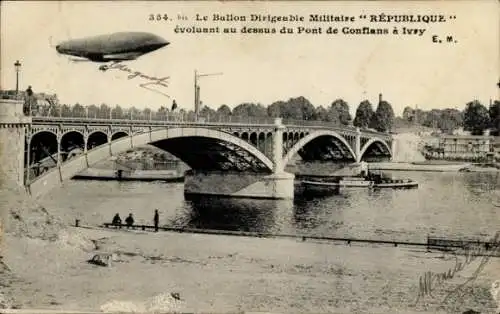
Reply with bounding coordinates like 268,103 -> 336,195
3,226 -> 499,313
369,162 -> 499,172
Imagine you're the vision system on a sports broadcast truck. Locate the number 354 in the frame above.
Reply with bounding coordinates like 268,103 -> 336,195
149,14 -> 169,21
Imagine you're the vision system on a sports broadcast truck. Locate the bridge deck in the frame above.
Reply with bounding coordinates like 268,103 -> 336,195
30,116 -> 391,139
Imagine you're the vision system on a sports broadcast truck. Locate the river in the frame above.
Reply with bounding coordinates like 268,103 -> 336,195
40,171 -> 500,243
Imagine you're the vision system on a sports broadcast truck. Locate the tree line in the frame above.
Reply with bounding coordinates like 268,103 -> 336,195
32,94 -> 398,133
401,100 -> 500,135
4,89 -> 498,135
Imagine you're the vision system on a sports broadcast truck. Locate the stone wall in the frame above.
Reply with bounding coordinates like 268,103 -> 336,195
0,127 -> 25,187
0,99 -> 31,188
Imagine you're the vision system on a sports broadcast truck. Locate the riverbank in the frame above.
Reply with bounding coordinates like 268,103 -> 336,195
369,161 -> 499,173
3,226 -> 499,313
369,162 -> 471,172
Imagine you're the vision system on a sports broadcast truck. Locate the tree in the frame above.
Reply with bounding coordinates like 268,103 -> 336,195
72,103 -> 85,117
353,100 -> 374,128
142,108 -> 152,120
87,104 -> 99,118
328,99 -> 352,125
313,106 -> 329,121
463,100 -> 490,135
370,100 -> 395,132
60,104 -> 71,117
199,105 -> 216,121
155,106 -> 168,120
99,103 -> 111,119
111,105 -> 124,119
403,107 -> 426,125
438,109 -> 463,134
422,109 -> 441,129
185,109 -> 195,121
284,96 -> 316,120
129,106 -> 141,119
42,93 -> 60,117
216,104 -> 232,120
489,100 -> 500,135
402,106 -> 414,122
266,97 -> 315,120
232,103 -> 267,117
267,100 -> 285,118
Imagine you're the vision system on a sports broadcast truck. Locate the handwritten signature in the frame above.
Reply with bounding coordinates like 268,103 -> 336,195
415,231 -> 500,306
99,61 -> 170,98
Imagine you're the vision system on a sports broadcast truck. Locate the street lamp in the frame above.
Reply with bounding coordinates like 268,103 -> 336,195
194,70 -> 223,122
14,60 -> 21,95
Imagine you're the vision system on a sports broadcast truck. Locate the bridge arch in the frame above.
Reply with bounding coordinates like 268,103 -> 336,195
281,130 -> 357,169
111,131 -> 128,141
28,130 -> 58,165
29,127 -> 275,198
61,129 -> 85,139
60,131 -> 85,158
359,137 -> 392,161
30,129 -> 58,139
87,131 -> 108,149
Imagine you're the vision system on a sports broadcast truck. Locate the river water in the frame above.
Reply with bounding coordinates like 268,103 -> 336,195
40,171 -> 500,243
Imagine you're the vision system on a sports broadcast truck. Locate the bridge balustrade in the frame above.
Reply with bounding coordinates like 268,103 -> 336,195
32,114 -> 390,134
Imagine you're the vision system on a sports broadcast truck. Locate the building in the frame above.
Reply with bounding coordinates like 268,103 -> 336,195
439,135 -> 494,157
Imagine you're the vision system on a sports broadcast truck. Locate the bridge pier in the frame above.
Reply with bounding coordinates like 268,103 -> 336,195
354,127 -> 361,162
0,99 -> 31,188
184,118 -> 295,200
184,171 -> 295,199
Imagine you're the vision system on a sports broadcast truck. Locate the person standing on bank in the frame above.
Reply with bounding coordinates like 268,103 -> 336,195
125,213 -> 134,229
154,209 -> 159,232
23,85 -> 34,116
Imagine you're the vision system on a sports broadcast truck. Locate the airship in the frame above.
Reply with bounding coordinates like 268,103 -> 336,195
55,32 -> 169,63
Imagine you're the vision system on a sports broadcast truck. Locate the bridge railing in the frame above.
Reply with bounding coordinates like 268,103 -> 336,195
33,112 -> 281,125
31,113 -> 391,139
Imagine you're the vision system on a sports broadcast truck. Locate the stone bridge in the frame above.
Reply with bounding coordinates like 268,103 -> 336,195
1,99 -> 393,200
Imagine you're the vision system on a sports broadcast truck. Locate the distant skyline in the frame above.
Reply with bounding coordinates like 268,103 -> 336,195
1,1 -> 498,116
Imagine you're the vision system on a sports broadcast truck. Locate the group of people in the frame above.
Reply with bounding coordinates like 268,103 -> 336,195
112,209 -> 160,232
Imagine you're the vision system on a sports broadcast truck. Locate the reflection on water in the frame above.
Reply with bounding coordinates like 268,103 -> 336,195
170,195 -> 294,233
40,171 -> 500,242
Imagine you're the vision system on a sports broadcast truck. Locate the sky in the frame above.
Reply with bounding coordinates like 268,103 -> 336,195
1,0 -> 499,116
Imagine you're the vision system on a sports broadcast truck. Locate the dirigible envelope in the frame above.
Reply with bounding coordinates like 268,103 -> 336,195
55,32 -> 169,62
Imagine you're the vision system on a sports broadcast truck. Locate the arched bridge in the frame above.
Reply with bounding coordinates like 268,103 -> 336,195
24,116 -> 393,198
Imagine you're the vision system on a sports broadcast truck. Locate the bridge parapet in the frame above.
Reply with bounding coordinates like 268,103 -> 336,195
30,116 -> 392,141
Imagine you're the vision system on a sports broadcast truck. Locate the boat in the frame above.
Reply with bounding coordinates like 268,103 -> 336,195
301,176 -> 418,190
369,162 -> 471,172
372,179 -> 418,189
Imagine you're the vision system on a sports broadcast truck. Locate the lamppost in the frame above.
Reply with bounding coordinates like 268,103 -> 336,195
194,70 -> 223,122
14,60 -> 21,96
